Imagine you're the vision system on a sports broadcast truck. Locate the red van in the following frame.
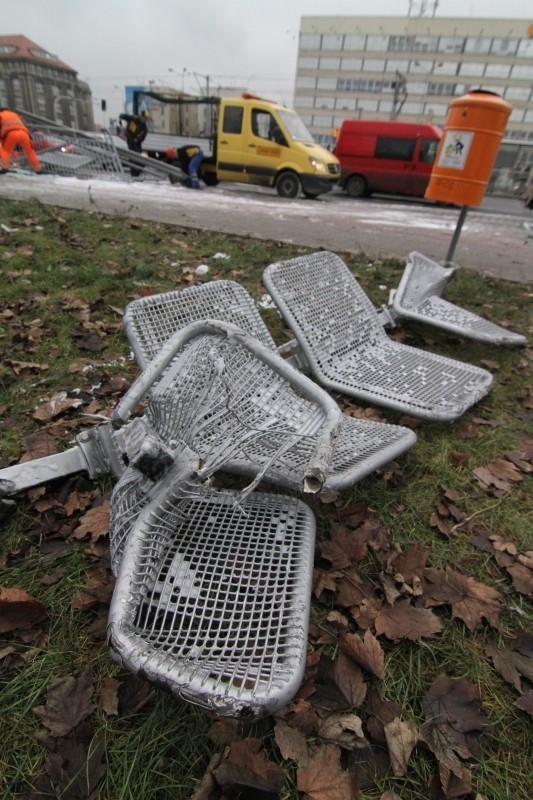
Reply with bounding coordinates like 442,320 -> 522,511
334,120 -> 442,198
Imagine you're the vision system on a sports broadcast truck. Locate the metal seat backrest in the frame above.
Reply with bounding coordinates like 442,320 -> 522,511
263,250 -> 386,366
396,252 -> 456,310
124,280 -> 277,368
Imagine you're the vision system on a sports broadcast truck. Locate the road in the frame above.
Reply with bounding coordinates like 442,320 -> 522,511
1,173 -> 532,283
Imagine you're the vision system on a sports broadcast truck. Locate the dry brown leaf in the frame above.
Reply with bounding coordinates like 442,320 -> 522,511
71,500 -> 110,541
317,711 -> 365,750
384,717 -> 418,777
339,630 -> 384,679
0,586 -> 48,633
274,719 -> 310,764
424,567 -> 502,631
213,738 -> 286,798
32,391 -> 84,422
99,675 -> 119,716
375,599 -> 444,641
515,691 -> 533,718
485,640 -> 533,692
33,667 -> 95,737
296,743 -> 360,799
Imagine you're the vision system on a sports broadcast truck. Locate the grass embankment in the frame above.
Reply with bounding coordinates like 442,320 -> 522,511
0,198 -> 531,800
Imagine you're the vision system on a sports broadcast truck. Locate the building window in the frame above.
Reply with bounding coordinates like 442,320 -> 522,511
0,77 -> 7,106
402,101 -> 424,115
484,63 -> 511,79
357,98 -> 379,112
340,58 -> 362,71
490,38 -> 518,55
505,86 -> 532,102
338,78 -> 384,93
366,35 -> 389,51
319,57 -> 341,70
335,97 -> 357,110
409,82 -> 429,95
389,36 -> 415,52
322,34 -> 343,50
317,78 -> 337,90
511,64 -> 533,80
294,95 -> 314,107
427,82 -> 456,96
387,59 -> 409,73
516,39 -> 533,58
437,37 -> 465,54
35,80 -> 47,114
344,34 -> 366,50
433,62 -> 459,75
459,62 -> 485,77
464,37 -> 491,54
509,108 -> 525,123
363,58 -> 385,72
316,96 -> 335,109
413,36 -> 438,52
300,34 -> 321,49
298,56 -> 319,69
296,77 -> 316,88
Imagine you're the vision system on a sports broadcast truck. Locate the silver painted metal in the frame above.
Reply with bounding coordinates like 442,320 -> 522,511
263,251 -> 494,421
390,252 -> 527,347
123,281 -> 417,494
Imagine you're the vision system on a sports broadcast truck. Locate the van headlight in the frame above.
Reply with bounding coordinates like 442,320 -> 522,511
308,156 -> 327,173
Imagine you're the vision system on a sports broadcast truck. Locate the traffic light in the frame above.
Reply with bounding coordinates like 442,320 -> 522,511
101,99 -> 107,112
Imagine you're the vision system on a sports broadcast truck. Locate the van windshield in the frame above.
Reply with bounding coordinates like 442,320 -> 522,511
278,110 -> 315,143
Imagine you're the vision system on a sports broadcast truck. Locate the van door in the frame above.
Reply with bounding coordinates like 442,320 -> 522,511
245,107 -> 287,188
216,103 -> 249,183
373,136 -> 417,194
410,137 -> 440,196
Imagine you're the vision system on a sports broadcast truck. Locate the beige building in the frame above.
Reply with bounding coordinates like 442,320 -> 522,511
294,16 -> 533,145
0,35 -> 94,130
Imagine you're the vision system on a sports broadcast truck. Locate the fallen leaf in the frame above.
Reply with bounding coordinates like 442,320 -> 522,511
99,675 -> 119,716
71,500 -> 110,541
296,743 -> 360,799
384,717 -> 418,777
33,667 -> 95,737
375,599 -> 444,641
274,720 -> 310,764
0,586 -> 48,633
213,738 -> 286,798
424,567 -> 502,631
317,710 -> 365,749
339,630 -> 384,679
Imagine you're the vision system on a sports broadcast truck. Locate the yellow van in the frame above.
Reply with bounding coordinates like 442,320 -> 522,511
139,91 -> 340,198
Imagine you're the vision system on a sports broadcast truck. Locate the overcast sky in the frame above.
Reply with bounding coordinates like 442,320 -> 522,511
3,0 -> 532,122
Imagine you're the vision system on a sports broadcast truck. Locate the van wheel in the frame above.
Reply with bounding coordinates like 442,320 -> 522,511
303,191 -> 320,199
346,175 -> 367,198
276,171 -> 301,198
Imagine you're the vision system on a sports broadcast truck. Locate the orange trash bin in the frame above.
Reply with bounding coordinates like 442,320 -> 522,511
425,90 -> 512,207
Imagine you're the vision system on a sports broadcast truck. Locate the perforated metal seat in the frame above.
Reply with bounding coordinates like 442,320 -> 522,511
108,468 -> 315,718
263,251 -> 494,421
390,252 -> 526,347
122,282 -> 417,494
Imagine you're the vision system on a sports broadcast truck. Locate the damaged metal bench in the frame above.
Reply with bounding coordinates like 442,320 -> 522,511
388,251 -> 526,347
263,250 -> 494,422
122,281 -> 416,494
3,320 -> 350,717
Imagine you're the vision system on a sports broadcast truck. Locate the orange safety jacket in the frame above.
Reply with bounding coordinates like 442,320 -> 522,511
0,110 -> 28,139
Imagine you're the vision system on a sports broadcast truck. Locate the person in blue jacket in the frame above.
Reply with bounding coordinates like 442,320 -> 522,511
166,144 -> 203,189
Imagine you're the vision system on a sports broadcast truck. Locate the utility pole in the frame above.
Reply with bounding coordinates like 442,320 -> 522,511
390,70 -> 407,120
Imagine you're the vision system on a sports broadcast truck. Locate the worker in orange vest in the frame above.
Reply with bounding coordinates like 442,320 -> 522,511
0,108 -> 42,173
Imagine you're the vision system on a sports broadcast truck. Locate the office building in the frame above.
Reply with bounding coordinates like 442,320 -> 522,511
294,16 -> 533,145
0,35 -> 94,130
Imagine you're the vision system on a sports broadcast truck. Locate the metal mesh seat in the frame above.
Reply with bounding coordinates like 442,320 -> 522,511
123,282 -> 417,493
391,252 -> 526,347
108,467 -> 315,718
263,251 -> 494,421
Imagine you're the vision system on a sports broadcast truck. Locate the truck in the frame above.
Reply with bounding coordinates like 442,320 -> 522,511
333,119 -> 442,199
133,90 -> 340,199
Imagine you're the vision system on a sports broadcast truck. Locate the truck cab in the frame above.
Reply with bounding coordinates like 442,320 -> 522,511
137,91 -> 340,198
210,95 -> 340,198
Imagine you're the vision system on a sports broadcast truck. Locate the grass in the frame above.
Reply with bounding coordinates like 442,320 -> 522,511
0,197 -> 531,799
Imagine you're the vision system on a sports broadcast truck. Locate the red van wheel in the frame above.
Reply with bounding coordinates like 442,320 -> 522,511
346,175 -> 367,198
